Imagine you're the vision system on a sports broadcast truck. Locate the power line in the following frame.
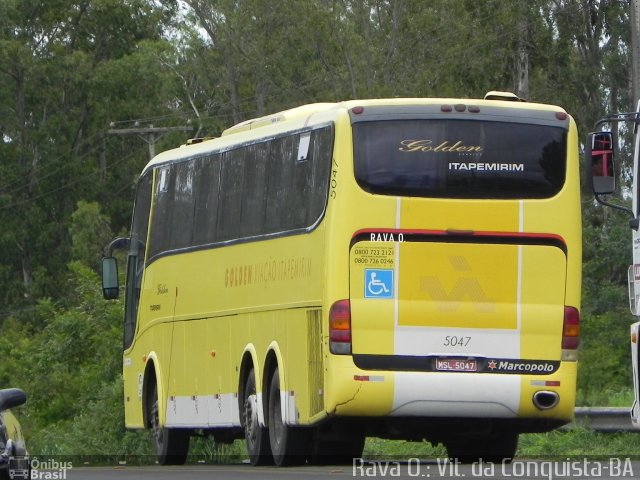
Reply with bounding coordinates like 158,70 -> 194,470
0,132 -> 105,195
107,125 -> 193,159
0,147 -> 140,211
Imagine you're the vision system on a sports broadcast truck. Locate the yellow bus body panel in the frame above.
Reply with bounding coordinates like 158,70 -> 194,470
121,98 -> 581,434
124,227 -> 325,428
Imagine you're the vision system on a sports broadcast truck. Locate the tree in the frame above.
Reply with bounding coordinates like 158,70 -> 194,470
0,0 -> 181,307
0,0 -> 636,457
69,201 -> 113,272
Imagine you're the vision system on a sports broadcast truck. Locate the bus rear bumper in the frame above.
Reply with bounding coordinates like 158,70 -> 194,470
324,359 -> 576,424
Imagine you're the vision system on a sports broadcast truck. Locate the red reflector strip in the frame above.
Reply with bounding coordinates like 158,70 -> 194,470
531,380 -> 561,387
353,375 -> 385,382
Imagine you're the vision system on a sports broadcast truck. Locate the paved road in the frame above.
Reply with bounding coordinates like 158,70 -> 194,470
29,458 -> 640,480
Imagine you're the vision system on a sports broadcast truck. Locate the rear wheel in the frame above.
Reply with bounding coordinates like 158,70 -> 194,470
242,369 -> 272,465
148,383 -> 190,465
446,432 -> 518,464
268,367 -> 311,466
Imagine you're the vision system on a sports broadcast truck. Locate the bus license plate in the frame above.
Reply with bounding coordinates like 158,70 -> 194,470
435,358 -> 477,372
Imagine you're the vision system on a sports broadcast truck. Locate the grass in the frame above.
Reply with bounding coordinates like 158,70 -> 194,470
518,429 -> 640,458
31,387 -> 640,463
577,388 -> 635,408
179,427 -> 640,465
362,430 -> 640,461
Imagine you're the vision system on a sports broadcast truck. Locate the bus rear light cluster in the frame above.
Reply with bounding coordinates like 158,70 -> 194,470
329,299 -> 352,355
561,306 -> 580,361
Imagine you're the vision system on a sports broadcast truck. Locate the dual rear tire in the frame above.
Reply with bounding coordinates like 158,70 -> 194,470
267,368 -> 311,465
243,370 -> 273,465
243,367 -> 365,466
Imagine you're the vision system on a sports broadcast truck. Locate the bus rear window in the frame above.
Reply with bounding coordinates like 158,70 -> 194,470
353,119 -> 567,199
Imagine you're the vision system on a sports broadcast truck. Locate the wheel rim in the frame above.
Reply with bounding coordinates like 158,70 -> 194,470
244,393 -> 259,447
150,395 -> 163,449
271,388 -> 284,450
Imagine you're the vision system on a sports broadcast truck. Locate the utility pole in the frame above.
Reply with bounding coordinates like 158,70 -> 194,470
631,0 -> 640,107
107,124 -> 193,160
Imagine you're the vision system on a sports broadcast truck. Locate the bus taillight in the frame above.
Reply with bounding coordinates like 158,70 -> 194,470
329,299 -> 351,355
562,306 -> 580,358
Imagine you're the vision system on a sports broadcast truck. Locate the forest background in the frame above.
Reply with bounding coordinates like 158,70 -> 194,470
0,0 -> 636,458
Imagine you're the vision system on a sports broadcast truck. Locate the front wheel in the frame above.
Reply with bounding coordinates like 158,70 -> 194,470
268,367 -> 311,466
148,383 -> 190,465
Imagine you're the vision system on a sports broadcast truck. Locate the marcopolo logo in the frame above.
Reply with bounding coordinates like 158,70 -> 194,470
486,359 -> 559,375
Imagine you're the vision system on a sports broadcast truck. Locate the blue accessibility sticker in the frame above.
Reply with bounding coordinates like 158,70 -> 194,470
364,269 -> 394,299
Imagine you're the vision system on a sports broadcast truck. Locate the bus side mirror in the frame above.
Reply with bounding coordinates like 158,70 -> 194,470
586,131 -> 615,195
102,257 -> 120,300
0,388 -> 26,412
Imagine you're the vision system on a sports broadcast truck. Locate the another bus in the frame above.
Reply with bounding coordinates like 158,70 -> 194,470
102,92 -> 582,465
584,102 -> 640,430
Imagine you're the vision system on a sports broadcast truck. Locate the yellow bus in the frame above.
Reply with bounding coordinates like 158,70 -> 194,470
102,92 -> 581,466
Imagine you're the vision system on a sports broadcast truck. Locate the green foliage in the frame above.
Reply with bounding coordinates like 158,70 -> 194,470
31,380 -> 153,458
578,204 -> 635,404
0,262 -> 125,451
0,0 -> 182,306
577,309 -> 633,405
69,201 -> 113,271
359,427 -> 640,458
0,0 -> 636,460
519,429 -> 640,457
363,438 -> 447,459
187,438 -> 246,464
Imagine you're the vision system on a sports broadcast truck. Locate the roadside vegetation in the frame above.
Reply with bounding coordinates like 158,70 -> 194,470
0,0 -> 637,462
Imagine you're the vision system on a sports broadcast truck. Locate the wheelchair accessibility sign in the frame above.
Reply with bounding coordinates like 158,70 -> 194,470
364,269 -> 394,299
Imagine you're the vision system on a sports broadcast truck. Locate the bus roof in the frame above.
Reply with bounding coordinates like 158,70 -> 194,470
142,95 -> 569,174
